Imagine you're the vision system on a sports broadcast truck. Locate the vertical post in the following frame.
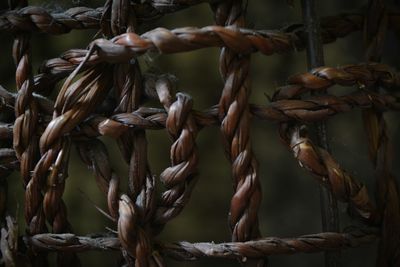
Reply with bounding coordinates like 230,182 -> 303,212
300,0 -> 341,266
364,1 -> 400,266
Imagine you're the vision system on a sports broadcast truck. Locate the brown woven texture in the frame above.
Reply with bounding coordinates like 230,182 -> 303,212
0,0 -> 399,266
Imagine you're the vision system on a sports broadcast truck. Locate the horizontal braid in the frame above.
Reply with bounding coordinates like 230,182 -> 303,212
25,227 -> 379,258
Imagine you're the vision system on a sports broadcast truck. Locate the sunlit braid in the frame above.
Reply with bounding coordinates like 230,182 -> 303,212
363,1 -> 400,266
272,63 -> 400,100
34,22 -> 378,88
211,0 -> 263,255
33,65 -> 111,266
32,17 -> 397,93
150,76 -> 199,229
278,124 -> 379,223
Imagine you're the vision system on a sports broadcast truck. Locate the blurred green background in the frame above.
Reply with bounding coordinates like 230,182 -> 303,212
1,0 -> 400,266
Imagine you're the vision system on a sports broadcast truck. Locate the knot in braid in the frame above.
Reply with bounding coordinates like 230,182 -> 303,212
152,76 -> 199,227
160,93 -> 197,187
118,194 -> 163,267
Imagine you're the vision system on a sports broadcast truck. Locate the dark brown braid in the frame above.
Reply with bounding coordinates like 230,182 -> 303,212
2,1 -> 400,266
34,65 -> 112,266
211,1 -> 264,266
151,75 -> 199,228
10,0 -> 49,265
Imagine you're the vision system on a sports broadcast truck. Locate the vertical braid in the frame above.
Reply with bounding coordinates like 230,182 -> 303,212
103,0 -> 146,200
15,32 -> 46,237
113,63 -> 148,200
76,139 -> 120,219
152,76 -> 199,228
211,1 -> 264,260
77,138 -> 164,267
363,1 -> 400,266
103,1 -> 165,266
37,65 -> 112,266
11,1 -> 47,266
13,32 -> 38,189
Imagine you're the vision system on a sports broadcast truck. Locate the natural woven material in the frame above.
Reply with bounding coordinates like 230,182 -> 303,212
0,0 -> 400,266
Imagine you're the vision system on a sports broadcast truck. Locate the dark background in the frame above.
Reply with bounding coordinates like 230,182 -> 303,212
1,0 -> 400,266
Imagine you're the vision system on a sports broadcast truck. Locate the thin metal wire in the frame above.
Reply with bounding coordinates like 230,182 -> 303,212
301,0 -> 341,266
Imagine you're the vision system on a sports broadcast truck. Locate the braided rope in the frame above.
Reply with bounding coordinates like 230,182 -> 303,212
10,1 -> 50,265
103,2 -> 163,265
25,227 -> 378,258
211,3 -> 265,267
1,1 -> 400,266
273,63 -> 400,100
12,22 -> 40,226
1,6 -> 103,34
76,138 -> 164,267
3,82 -> 399,144
32,22 -> 400,95
76,74 -> 200,266
2,85 -> 400,142
31,65 -> 113,266
0,0 -> 219,34
279,123 -> 379,223
85,90 -> 400,137
151,76 -> 199,228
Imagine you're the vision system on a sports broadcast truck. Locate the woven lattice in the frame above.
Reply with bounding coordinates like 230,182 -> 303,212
0,0 -> 399,266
